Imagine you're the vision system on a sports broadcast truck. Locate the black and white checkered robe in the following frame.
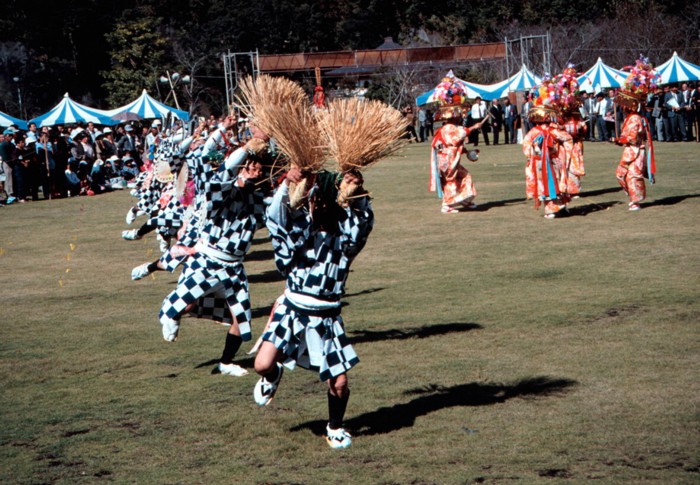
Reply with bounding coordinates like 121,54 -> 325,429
158,148 -> 263,340
262,184 -> 374,381
154,145 -> 218,273
148,189 -> 187,238
135,177 -> 166,215
131,170 -> 150,196
160,251 -> 251,334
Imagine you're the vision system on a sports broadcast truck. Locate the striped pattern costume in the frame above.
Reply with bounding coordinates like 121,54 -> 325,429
262,183 -> 374,381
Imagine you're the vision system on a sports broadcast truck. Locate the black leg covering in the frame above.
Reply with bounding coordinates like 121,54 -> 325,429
328,389 -> 350,430
137,222 -> 156,237
220,334 -> 242,364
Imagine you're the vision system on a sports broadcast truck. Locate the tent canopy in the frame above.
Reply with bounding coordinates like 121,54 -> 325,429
576,57 -> 627,94
107,89 -> 190,122
415,70 -> 498,106
655,51 -> 700,84
0,110 -> 28,130
486,64 -> 543,98
29,93 -> 118,127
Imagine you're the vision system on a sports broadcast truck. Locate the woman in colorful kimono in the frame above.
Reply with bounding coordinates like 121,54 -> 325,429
522,102 -> 573,219
428,73 -> 485,214
615,57 -> 659,211
553,66 -> 586,198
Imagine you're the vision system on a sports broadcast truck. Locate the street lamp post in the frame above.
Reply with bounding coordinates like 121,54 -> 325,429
159,71 -> 191,111
12,77 -> 24,120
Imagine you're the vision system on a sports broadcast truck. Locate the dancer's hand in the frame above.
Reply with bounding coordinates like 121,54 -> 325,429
286,166 -> 306,184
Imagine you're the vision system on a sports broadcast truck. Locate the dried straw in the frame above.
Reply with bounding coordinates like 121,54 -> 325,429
235,75 -> 325,172
318,98 -> 408,172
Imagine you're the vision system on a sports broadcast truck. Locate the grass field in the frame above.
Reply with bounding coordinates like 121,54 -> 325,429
1,140 -> 699,484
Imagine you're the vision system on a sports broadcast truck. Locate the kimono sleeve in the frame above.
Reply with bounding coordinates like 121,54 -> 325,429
265,183 -> 312,275
338,197 -> 374,259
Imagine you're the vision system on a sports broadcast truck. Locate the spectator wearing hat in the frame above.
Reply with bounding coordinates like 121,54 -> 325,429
0,128 -> 18,202
121,156 -> 139,181
64,164 -> 82,196
118,124 -> 137,162
96,127 -> 118,161
146,125 -> 160,155
69,129 -> 87,173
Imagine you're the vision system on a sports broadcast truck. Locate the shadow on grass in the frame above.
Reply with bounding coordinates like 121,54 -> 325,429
203,355 -> 257,373
290,376 -> 578,436
345,287 -> 385,298
472,197 -> 527,211
245,249 -> 275,262
565,200 -> 620,216
252,304 -> 274,319
642,193 -> 700,207
248,269 -> 284,284
251,236 -> 270,246
350,322 -> 482,344
579,186 -> 622,198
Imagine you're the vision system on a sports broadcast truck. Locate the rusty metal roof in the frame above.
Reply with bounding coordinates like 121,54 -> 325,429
259,42 -> 506,73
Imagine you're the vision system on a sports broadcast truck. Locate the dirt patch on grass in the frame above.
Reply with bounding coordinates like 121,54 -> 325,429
586,304 -> 642,324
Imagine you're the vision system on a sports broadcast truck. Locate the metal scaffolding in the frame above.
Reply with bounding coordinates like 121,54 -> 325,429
222,50 -> 260,109
504,32 -> 551,77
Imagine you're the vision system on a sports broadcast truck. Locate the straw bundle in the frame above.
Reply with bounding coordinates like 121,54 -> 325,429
318,98 -> 408,172
236,75 -> 326,207
318,98 -> 408,206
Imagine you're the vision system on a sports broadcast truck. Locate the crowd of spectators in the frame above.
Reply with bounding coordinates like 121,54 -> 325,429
0,114 -> 255,207
400,81 -> 699,147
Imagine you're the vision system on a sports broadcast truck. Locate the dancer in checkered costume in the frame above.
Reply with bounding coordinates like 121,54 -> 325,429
130,126 -> 235,278
158,118 -> 270,376
254,168 -> 373,446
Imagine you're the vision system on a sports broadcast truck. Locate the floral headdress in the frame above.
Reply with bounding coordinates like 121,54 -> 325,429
550,65 -> 581,115
621,55 -> 659,98
616,55 -> 659,109
433,70 -> 468,107
433,70 -> 470,120
529,73 -> 560,123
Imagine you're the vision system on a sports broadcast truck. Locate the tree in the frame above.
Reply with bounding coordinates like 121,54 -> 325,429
101,9 -> 168,106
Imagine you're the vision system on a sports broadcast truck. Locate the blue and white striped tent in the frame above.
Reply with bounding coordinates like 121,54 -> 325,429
108,90 -> 190,122
415,71 -> 498,106
487,65 -> 543,98
655,51 -> 700,84
0,110 -> 27,130
577,58 -> 627,94
30,93 -> 117,127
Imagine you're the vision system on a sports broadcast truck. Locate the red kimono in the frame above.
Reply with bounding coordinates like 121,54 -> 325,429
430,122 -> 477,213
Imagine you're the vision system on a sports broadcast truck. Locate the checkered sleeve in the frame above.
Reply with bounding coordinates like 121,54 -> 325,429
338,197 -> 374,259
266,184 -> 312,276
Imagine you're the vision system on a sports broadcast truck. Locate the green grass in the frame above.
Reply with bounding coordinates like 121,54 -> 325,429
1,140 -> 699,484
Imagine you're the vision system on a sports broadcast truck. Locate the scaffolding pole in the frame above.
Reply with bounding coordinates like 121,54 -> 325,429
222,50 -> 260,110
